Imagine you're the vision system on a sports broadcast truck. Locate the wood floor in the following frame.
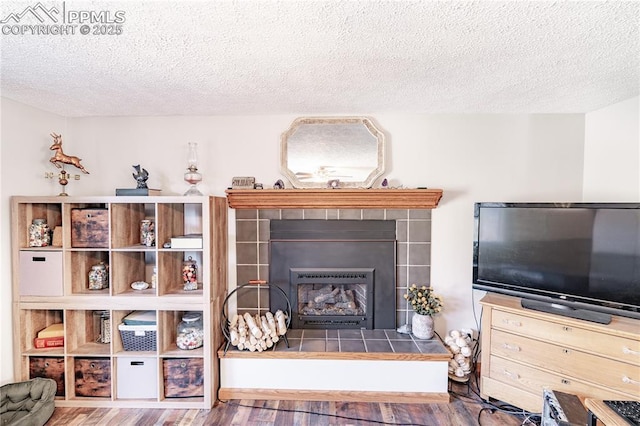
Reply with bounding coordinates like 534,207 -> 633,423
45,380 -> 538,425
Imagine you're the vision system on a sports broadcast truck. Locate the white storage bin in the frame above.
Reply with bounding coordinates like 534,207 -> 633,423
19,251 -> 63,296
116,357 -> 158,399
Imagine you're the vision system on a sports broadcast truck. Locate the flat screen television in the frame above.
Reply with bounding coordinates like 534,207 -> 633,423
473,202 -> 640,323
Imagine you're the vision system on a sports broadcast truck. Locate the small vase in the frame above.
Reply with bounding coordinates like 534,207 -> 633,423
412,313 -> 434,339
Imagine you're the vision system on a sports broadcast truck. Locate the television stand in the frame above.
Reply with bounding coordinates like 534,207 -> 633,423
520,298 -> 612,324
479,293 -> 640,414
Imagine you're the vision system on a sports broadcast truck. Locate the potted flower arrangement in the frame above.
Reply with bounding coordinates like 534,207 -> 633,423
403,284 -> 443,339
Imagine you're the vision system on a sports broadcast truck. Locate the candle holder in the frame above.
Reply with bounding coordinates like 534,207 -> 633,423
184,142 -> 203,196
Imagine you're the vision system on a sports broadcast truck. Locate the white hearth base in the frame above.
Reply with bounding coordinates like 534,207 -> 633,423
218,352 -> 451,403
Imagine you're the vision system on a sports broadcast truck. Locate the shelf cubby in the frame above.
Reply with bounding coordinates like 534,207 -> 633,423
65,310 -> 110,356
17,202 -> 63,249
27,355 -> 66,397
111,251 -> 157,296
20,309 -> 64,354
110,203 -> 150,248
70,356 -> 112,399
157,203 -> 185,247
160,356 -> 205,400
158,250 -> 203,296
68,251 -> 110,295
112,309 -> 158,356
114,355 -> 158,400
159,310 -> 204,357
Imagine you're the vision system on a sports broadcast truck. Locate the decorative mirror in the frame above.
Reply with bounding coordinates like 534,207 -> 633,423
280,117 -> 386,188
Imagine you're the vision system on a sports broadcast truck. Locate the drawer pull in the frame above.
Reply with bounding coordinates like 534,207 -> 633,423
622,346 -> 640,356
561,379 -> 571,385
502,319 -> 522,327
503,369 -> 520,380
502,343 -> 521,352
622,376 -> 640,385
562,348 -> 571,355
562,326 -> 572,332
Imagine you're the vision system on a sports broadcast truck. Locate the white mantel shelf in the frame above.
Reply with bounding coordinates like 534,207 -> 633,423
225,188 -> 443,209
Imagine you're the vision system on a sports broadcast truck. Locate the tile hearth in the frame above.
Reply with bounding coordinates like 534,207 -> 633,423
225,329 -> 450,355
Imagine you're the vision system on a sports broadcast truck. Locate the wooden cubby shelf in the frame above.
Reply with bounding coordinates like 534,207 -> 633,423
11,196 -> 228,408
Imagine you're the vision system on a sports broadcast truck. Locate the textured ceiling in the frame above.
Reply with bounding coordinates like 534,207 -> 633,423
1,1 -> 639,117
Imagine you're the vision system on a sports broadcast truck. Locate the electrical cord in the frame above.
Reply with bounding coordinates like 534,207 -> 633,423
214,293 -> 542,426
216,399 -> 431,426
468,293 -> 542,425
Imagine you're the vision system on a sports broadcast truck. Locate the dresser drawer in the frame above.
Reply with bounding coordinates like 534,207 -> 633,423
489,355 -> 637,402
492,309 -> 640,366
491,329 -> 640,396
481,376 -> 541,413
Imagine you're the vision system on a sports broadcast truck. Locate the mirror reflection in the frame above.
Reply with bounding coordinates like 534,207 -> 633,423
280,117 -> 385,188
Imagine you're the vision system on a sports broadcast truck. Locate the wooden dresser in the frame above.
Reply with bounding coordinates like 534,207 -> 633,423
479,293 -> 640,413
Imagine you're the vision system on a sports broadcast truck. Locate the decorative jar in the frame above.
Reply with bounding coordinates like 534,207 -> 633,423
151,266 -> 157,289
93,310 -> 111,343
140,219 -> 155,247
182,256 -> 198,291
412,313 -> 434,339
29,218 -> 51,247
177,312 -> 203,350
88,262 -> 109,290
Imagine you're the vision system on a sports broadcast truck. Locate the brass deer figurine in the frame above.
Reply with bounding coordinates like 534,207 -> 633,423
49,133 -> 89,174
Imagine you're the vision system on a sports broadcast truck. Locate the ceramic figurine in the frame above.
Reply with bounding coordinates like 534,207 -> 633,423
132,165 -> 149,189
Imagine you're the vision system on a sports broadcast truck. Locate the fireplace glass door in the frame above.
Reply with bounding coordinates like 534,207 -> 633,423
292,269 -> 373,329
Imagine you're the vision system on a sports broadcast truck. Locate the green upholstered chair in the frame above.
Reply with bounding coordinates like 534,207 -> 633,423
1,378 -> 56,426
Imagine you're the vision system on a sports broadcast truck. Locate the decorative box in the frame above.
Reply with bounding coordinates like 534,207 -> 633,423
116,357 -> 158,399
19,251 -> 63,296
74,357 -> 111,397
118,324 -> 157,351
71,208 -> 109,248
163,358 -> 204,397
29,356 -> 65,396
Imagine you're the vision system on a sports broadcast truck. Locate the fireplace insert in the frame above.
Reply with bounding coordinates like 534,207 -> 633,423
269,220 -> 396,329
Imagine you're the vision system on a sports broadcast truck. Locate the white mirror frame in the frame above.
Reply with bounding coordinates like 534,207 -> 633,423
280,117 -> 386,189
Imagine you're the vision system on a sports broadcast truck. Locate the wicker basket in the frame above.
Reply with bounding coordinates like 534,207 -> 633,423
118,324 -> 157,351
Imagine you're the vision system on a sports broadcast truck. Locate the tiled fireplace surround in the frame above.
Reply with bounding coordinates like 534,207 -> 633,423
220,191 -> 447,403
234,208 -> 432,327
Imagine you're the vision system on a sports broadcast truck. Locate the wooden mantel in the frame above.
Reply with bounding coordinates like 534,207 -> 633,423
225,188 -> 443,209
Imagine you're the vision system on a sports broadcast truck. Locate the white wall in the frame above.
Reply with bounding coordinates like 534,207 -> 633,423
379,114 -> 586,332
0,98 -> 609,385
584,96 -> 640,201
1,98 -> 68,384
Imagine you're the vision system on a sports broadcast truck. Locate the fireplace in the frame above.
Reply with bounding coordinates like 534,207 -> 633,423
269,220 -> 396,329
292,268 -> 374,328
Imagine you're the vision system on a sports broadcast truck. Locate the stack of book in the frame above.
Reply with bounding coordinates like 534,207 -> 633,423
170,234 -> 203,249
34,323 -> 64,348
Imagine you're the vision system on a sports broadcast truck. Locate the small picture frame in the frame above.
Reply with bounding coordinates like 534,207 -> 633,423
232,176 -> 256,189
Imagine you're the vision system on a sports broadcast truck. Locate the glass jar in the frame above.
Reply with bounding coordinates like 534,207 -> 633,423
176,312 -> 203,350
93,310 -> 111,343
151,266 -> 157,289
182,256 -> 198,291
88,262 -> 109,290
140,219 -> 155,247
29,218 -> 51,247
